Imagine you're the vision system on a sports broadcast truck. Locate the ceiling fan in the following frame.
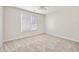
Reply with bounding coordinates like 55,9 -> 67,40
39,6 -> 48,10
33,6 -> 48,11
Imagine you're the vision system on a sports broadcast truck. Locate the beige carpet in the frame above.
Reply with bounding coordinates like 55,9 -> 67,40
0,34 -> 79,52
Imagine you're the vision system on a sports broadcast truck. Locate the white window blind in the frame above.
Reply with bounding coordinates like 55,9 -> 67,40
21,14 -> 38,32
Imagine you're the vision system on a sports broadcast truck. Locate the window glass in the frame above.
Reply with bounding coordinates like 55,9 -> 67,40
21,14 -> 38,32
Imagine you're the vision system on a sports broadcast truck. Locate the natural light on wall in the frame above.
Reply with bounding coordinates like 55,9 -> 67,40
21,14 -> 38,32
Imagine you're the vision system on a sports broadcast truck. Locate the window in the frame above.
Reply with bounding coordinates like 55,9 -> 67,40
21,14 -> 38,32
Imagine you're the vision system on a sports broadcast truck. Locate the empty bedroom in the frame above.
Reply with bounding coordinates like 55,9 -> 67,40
0,6 -> 79,52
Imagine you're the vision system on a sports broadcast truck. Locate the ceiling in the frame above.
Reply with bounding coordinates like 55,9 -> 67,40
15,6 -> 79,15
15,6 -> 58,15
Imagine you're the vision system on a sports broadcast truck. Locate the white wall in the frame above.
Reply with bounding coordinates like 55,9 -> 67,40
5,6 -> 79,42
4,7 -> 45,41
46,7 -> 79,42
0,7 -> 4,47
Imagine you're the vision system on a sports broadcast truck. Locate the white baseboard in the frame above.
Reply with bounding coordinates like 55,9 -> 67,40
46,32 -> 79,43
4,33 -> 45,42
